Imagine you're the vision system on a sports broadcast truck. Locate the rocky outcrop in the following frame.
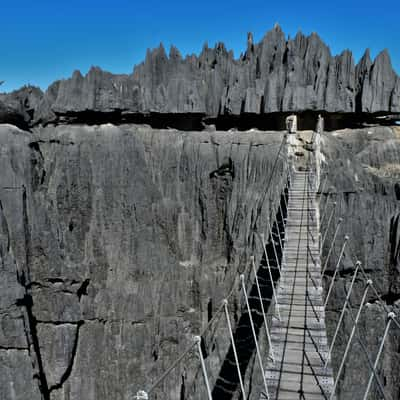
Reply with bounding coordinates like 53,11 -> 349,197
320,126 -> 400,400
1,25 -> 399,127
0,123 -> 287,400
0,86 -> 43,129
35,26 -> 400,121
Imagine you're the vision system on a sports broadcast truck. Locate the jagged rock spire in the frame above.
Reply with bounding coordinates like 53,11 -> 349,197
1,26 -> 399,125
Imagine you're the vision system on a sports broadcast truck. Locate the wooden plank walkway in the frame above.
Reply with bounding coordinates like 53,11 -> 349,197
264,170 -> 336,400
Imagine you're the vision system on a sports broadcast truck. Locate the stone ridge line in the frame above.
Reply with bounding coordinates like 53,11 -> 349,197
1,25 -> 399,128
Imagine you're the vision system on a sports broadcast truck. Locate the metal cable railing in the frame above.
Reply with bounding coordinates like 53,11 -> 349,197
318,163 -> 400,400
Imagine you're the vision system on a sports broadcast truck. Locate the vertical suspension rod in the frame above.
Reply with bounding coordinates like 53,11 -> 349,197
362,312 -> 395,400
260,233 -> 281,320
329,281 -> 372,400
323,236 -> 349,309
324,261 -> 360,368
195,336 -> 213,400
321,202 -> 337,253
251,256 -> 275,363
240,275 -> 270,399
321,219 -> 343,275
223,299 -> 247,400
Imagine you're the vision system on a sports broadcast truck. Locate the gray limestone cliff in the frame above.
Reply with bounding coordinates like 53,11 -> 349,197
0,122 -> 399,400
320,126 -> 400,400
0,123 -> 287,400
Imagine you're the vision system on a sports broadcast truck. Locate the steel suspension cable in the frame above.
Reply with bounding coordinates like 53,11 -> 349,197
268,219 -> 282,272
195,336 -> 213,400
329,280 -> 372,400
251,256 -> 275,363
240,274 -> 270,399
223,299 -> 247,400
321,202 -> 337,251
324,260 -> 360,368
321,219 -> 344,275
345,298 -> 389,400
324,236 -> 349,308
320,190 -> 332,226
253,133 -> 288,231
259,232 -> 281,321
347,242 -> 400,331
362,313 -> 395,400
147,342 -> 197,395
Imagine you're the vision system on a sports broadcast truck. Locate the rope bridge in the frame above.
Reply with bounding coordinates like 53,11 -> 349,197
134,121 -> 400,400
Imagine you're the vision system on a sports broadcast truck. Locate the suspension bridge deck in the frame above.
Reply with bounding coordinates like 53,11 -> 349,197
264,170 -> 336,400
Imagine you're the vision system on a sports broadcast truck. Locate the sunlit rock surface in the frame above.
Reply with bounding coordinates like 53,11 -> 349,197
1,26 -> 399,128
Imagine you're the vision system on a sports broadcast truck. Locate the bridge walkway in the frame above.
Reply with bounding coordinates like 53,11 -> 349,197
264,169 -> 336,400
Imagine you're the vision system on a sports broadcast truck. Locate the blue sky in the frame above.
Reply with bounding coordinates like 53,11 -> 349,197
0,0 -> 399,93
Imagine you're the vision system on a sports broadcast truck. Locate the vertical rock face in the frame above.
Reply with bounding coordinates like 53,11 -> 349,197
320,126 -> 400,400
0,86 -> 43,128
1,25 -> 399,127
359,50 -> 398,113
0,123 -> 287,400
1,122 -> 400,399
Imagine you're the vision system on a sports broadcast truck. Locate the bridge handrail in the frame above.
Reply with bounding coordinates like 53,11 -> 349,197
320,162 -> 400,400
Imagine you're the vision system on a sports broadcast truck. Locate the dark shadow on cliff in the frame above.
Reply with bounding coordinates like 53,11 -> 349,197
210,187 -> 288,399
36,110 -> 400,132
205,111 -> 400,132
43,111 -> 207,131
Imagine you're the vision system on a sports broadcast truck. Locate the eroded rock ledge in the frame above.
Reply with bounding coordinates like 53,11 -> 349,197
1,25 -> 400,129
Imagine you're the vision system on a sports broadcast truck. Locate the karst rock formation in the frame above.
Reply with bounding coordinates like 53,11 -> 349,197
0,25 -> 400,400
1,24 -> 400,129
